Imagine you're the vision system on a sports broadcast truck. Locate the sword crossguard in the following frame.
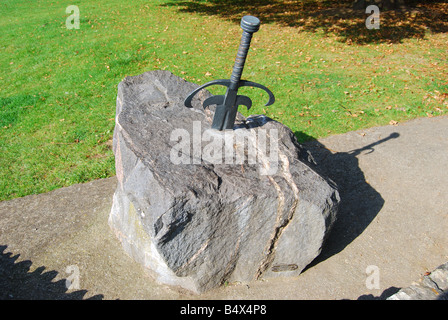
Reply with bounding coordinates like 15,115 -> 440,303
184,79 -> 275,110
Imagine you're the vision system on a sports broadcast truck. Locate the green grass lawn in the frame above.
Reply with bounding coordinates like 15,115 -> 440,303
1,0 -> 447,201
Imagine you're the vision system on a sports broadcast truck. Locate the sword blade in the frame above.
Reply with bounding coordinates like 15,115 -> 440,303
211,87 -> 237,130
211,89 -> 253,130
211,105 -> 230,130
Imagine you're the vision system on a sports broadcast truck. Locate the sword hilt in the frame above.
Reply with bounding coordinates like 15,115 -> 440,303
230,16 -> 260,88
183,15 -> 274,131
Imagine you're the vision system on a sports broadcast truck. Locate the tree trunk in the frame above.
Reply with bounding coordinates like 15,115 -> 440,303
353,0 -> 407,10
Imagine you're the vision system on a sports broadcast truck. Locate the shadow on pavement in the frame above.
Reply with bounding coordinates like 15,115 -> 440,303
0,245 -> 103,300
357,286 -> 401,300
303,132 -> 400,268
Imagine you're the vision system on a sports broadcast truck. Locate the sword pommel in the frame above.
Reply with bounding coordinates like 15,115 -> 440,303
240,15 -> 260,33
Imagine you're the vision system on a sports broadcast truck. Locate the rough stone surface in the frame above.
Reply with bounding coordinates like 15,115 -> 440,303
387,262 -> 448,300
108,70 -> 340,293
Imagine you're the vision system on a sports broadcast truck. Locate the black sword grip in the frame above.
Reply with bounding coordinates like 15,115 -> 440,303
230,16 -> 260,88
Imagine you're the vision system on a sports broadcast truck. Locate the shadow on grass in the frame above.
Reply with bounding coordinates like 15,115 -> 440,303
162,0 -> 448,44
301,132 -> 399,267
0,245 -> 103,300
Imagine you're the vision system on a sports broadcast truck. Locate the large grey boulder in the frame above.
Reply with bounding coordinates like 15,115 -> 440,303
109,70 -> 340,293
